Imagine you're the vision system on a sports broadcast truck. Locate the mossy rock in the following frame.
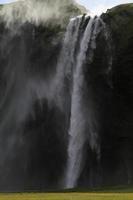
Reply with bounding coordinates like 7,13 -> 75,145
103,3 -> 133,50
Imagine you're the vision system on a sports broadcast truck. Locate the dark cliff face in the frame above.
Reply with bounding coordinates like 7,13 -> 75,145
0,2 -> 132,191
0,23 -> 65,190
78,4 -> 133,187
0,0 -> 84,191
77,4 -> 133,187
100,4 -> 133,186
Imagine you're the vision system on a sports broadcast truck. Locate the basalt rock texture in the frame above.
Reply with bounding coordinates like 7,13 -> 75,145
0,1 -> 132,191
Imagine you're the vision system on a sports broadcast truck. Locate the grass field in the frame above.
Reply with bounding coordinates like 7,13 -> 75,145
0,192 -> 133,200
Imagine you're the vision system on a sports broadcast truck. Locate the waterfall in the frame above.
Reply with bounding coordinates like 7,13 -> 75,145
55,16 -> 82,111
65,17 -> 104,189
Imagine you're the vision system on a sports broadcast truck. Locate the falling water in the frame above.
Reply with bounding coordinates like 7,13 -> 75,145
65,17 -> 104,188
55,16 -> 82,111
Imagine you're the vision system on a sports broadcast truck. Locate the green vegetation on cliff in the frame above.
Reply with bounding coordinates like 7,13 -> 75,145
104,3 -> 133,49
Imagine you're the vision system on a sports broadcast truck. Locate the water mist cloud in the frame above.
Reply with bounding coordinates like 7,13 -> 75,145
0,0 -> 77,28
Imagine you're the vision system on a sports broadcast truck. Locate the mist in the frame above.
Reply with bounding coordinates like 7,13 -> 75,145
0,0 -> 79,28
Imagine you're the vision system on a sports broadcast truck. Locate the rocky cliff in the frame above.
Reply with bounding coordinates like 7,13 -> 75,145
0,0 -> 132,191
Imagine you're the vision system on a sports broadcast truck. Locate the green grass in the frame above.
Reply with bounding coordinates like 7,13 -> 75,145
0,192 -> 133,200
0,186 -> 133,200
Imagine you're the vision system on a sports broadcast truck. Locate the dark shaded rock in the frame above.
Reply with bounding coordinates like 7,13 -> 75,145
0,2 -> 132,191
100,3 -> 133,186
